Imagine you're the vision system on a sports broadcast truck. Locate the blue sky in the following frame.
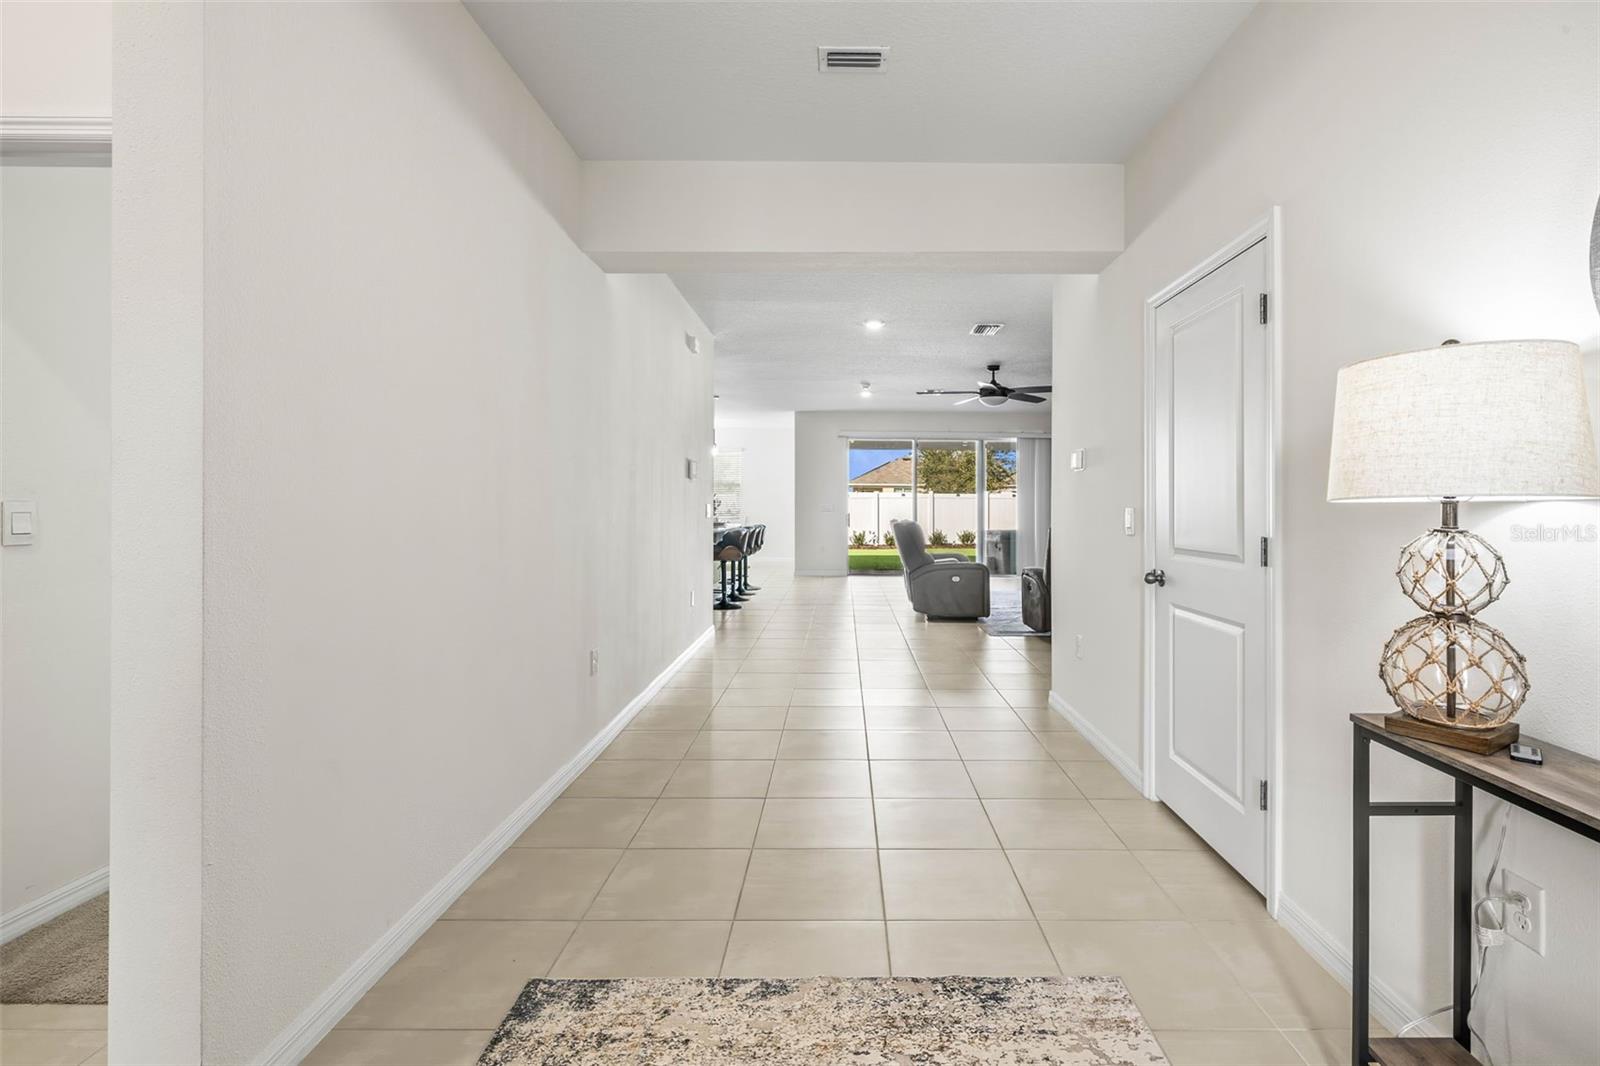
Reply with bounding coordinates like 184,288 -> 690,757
848,447 -> 911,479
848,445 -> 1019,480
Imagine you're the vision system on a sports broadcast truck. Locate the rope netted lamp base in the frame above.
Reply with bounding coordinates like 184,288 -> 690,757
1327,340 -> 1600,754
1374,500 -> 1528,749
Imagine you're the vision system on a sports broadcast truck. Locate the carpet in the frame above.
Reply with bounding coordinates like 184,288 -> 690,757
982,586 -> 1050,638
0,893 -> 108,1004
478,976 -> 1168,1065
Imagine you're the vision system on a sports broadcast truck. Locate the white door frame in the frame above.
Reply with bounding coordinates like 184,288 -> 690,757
1141,209 -> 1285,915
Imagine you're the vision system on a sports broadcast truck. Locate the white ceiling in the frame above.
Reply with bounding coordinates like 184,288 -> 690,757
468,1 -> 1256,163
672,273 -> 1054,417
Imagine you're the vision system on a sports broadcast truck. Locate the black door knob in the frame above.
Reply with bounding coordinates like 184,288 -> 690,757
1143,569 -> 1166,587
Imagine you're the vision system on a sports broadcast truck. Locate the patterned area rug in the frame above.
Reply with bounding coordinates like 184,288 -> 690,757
479,976 -> 1167,1065
981,586 -> 1050,637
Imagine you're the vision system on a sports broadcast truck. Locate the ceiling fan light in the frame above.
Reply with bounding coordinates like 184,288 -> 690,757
978,394 -> 1006,407
859,381 -> 873,398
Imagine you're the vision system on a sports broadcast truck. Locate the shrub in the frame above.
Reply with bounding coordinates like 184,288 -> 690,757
850,530 -> 868,548
958,530 -> 976,546
929,529 -> 950,547
884,532 -> 896,548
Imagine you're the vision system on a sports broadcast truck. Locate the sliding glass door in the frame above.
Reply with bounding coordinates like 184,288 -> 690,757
847,435 -> 1042,575
914,440 -> 979,559
847,439 -> 914,571
984,440 -> 1019,574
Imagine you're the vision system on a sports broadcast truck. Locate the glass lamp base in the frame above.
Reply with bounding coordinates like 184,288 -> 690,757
1379,615 -> 1529,729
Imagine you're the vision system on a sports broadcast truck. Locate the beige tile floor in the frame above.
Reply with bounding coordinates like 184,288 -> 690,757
2,574 -> 1357,1066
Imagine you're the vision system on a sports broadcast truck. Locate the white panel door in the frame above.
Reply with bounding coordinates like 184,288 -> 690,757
1150,239 -> 1271,892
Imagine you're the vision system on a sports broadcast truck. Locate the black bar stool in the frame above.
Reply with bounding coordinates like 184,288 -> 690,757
714,527 -> 746,610
736,525 -> 761,596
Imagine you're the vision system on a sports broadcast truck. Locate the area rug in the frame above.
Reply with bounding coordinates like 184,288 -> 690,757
981,585 -> 1050,638
0,893 -> 108,1004
478,976 -> 1167,1065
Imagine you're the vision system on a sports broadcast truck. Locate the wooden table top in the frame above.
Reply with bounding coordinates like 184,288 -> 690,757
1353,713 -> 1600,837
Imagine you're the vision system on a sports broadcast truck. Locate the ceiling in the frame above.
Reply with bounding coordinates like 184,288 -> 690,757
468,1 -> 1256,163
672,273 -> 1054,417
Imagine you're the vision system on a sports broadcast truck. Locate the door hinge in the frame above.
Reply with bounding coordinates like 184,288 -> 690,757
1258,780 -> 1269,811
1259,536 -> 1269,567
1258,293 -> 1269,325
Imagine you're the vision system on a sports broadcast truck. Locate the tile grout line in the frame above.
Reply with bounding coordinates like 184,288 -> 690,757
715,580 -> 785,976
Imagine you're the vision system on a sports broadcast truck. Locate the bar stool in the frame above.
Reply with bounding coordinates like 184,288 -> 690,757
714,527 -> 746,610
736,525 -> 761,596
738,524 -> 765,595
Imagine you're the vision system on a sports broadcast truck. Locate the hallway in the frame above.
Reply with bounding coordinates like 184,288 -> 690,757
309,574 -> 1356,1066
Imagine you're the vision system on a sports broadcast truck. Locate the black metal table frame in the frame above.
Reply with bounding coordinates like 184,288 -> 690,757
1352,723 -> 1600,1066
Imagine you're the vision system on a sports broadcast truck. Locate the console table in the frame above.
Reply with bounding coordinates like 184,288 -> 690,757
1351,714 -> 1600,1066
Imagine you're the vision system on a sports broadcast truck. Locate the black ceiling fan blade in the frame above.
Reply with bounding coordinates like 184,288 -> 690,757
1010,385 -> 1052,393
917,389 -> 981,395
1007,392 -> 1047,404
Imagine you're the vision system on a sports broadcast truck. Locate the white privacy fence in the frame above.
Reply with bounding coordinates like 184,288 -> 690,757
848,491 -> 1017,544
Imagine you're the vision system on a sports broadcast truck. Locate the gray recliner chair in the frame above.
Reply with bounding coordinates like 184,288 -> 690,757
890,519 -> 991,619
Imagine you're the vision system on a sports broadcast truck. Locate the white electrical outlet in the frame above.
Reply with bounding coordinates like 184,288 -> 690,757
1075,634 -> 1084,660
589,650 -> 600,677
1502,869 -> 1545,956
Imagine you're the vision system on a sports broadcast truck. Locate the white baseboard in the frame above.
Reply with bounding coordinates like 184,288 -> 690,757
256,625 -> 715,1066
0,866 -> 110,944
1275,894 -> 1430,1039
1047,691 -> 1144,793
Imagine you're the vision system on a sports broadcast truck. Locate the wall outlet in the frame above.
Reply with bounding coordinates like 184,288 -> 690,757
589,650 -> 600,677
1502,870 -> 1545,956
1075,634 -> 1085,660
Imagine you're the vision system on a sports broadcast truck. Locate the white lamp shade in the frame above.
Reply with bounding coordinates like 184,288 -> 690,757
1327,340 -> 1600,502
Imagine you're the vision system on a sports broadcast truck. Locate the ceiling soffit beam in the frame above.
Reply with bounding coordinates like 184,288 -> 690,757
579,161 -> 1124,274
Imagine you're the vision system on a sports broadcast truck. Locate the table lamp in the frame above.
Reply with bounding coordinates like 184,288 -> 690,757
1327,339 -> 1600,752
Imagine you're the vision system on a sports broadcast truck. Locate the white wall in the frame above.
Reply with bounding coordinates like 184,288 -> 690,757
0,165 -> 111,925
1052,4 -> 1600,1063
115,3 -> 714,1061
714,416 -> 796,563
111,4 -> 205,1059
796,410 -> 1050,575
0,2 -> 112,118
581,161 -> 1124,274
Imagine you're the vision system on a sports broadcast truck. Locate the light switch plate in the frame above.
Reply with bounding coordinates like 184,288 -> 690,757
1123,507 -> 1136,536
2,499 -> 36,546
686,459 -> 699,480
1070,449 -> 1086,471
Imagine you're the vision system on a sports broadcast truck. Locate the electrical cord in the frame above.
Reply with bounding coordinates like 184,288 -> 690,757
1392,801 -> 1513,1066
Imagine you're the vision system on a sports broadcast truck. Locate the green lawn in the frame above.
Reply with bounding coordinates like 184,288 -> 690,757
848,546 -> 976,571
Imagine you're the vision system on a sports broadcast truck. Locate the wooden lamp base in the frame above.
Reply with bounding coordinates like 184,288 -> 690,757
1383,711 -> 1519,755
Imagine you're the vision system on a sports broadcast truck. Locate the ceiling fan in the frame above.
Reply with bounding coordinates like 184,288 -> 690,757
917,363 -> 1051,406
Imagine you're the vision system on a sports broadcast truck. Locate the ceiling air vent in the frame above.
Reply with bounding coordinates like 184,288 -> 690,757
971,323 -> 1005,336
818,46 -> 888,72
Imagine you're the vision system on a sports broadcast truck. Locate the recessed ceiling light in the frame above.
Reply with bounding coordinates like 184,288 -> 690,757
863,319 -> 885,332
859,381 -> 873,398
